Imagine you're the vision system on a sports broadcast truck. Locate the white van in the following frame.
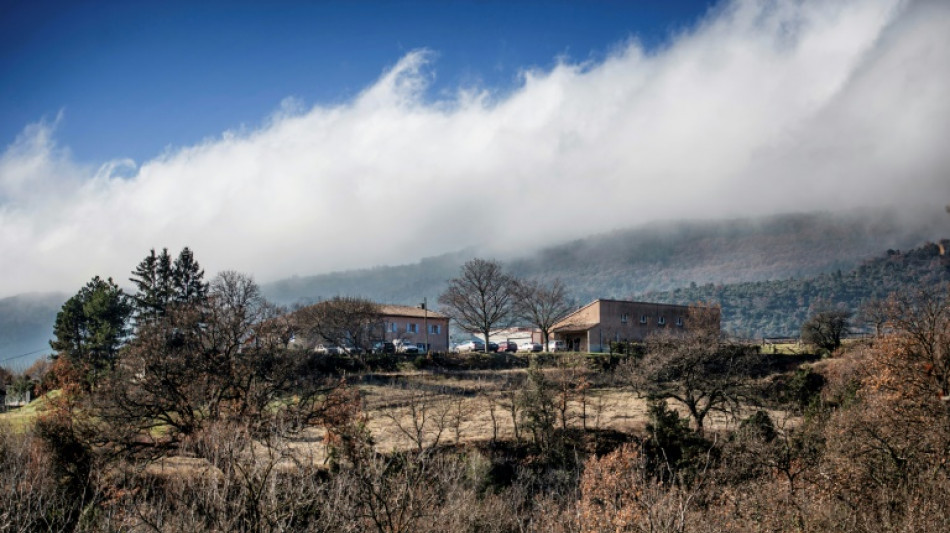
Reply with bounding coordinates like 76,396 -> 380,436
548,340 -> 566,352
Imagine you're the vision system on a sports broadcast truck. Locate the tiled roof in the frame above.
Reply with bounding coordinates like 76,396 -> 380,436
378,304 -> 447,319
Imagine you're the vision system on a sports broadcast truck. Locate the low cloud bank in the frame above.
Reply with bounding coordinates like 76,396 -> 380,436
1,0 -> 948,297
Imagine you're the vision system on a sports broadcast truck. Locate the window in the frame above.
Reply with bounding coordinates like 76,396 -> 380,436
407,323 -> 418,333
430,324 -> 440,334
658,316 -> 666,326
390,322 -> 397,333
676,317 -> 684,327
640,315 -> 648,324
621,313 -> 629,324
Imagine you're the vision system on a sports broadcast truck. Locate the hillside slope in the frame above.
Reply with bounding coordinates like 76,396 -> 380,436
0,209 -> 944,368
642,241 -> 950,338
263,209 -> 943,306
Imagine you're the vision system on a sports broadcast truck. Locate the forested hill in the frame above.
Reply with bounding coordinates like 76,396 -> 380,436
504,210 -> 944,303
263,209 -> 943,306
641,241 -> 950,338
0,209 -> 944,368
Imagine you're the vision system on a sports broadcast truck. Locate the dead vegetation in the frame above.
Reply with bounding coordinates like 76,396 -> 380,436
5,285 -> 950,532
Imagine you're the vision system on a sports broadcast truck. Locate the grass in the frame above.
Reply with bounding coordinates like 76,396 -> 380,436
0,389 -> 59,432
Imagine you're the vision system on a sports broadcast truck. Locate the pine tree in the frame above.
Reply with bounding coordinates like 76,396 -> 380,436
172,246 -> 208,304
130,248 -> 175,321
50,276 -> 131,386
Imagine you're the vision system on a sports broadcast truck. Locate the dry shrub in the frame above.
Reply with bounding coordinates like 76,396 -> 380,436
575,442 -> 705,533
0,424 -> 79,531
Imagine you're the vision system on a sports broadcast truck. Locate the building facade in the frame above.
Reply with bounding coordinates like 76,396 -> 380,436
379,304 -> 450,353
552,299 -> 718,353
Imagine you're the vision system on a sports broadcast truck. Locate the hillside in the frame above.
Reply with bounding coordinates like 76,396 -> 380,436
263,209 -> 943,306
642,241 -> 950,338
0,209 -> 944,369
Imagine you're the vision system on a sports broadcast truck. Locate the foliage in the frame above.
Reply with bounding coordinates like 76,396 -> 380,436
129,246 -> 208,322
641,400 -> 714,483
49,276 -> 132,388
801,308 -> 852,352
645,240 -> 950,338
92,271 -> 326,454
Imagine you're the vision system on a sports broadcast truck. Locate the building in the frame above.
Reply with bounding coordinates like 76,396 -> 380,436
379,304 -> 450,353
552,299 -> 718,353
485,327 -> 543,345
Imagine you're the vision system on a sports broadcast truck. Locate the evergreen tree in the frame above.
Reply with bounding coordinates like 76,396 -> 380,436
172,247 -> 208,304
130,248 -> 174,321
130,247 -> 207,320
50,276 -> 131,385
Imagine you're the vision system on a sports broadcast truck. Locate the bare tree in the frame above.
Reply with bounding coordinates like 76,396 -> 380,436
859,298 -> 890,338
881,284 -> 950,399
93,271 -> 328,454
624,305 -> 763,435
512,277 -> 575,348
438,258 -> 514,353
295,296 -> 384,356
380,383 -> 452,453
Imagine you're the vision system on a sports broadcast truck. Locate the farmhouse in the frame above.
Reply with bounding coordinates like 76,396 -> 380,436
379,304 -> 450,353
552,299 -> 718,353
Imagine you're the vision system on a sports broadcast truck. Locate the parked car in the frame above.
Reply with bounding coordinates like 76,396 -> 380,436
457,340 -> 486,353
518,342 -> 543,353
487,342 -> 499,353
394,340 -> 420,354
371,341 -> 396,354
314,344 -> 344,355
498,341 -> 518,353
343,344 -> 365,355
547,340 -> 566,352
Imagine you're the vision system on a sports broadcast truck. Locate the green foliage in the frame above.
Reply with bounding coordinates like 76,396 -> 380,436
801,309 -> 852,352
520,366 -> 558,454
738,410 -> 777,442
644,240 -> 950,338
129,247 -> 208,321
49,276 -> 131,386
642,400 -> 714,483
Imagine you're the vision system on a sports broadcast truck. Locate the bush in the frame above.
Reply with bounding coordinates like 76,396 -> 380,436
642,401 -> 715,484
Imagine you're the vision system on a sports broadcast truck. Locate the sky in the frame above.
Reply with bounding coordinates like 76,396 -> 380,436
1,0 -> 949,298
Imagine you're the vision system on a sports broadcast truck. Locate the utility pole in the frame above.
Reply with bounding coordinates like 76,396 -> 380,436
421,297 -> 429,354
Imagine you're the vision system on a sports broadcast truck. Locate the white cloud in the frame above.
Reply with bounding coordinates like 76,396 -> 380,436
1,0 -> 948,297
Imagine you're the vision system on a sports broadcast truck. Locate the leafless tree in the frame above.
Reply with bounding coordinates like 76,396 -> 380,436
92,271 -> 328,454
624,305 -> 764,435
295,296 -> 384,356
381,383 -> 452,453
512,277 -> 576,348
880,284 -> 950,399
438,258 -> 514,353
859,298 -> 890,338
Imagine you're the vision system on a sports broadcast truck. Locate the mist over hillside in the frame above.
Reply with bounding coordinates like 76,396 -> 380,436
1,209 -> 944,369
263,209 -> 944,307
0,292 -> 66,370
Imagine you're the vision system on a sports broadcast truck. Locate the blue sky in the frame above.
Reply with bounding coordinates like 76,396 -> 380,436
2,0 -> 714,165
1,0 -> 948,298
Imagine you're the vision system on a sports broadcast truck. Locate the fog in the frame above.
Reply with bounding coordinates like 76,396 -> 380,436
1,0 -> 948,297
